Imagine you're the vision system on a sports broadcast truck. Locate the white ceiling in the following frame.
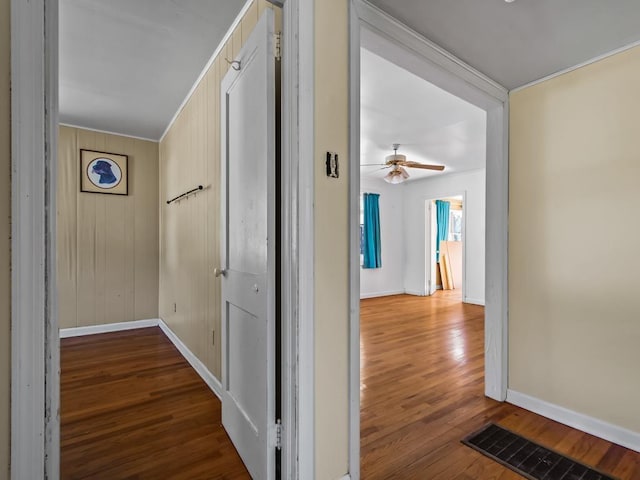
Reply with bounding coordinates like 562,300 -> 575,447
60,1 -> 640,141
369,0 -> 640,90
59,0 -> 247,140
360,48 -> 486,183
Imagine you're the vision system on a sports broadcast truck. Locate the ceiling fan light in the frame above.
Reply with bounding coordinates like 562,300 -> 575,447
383,166 -> 408,184
383,172 -> 403,184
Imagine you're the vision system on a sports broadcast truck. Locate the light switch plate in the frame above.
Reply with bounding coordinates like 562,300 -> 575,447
326,152 -> 339,178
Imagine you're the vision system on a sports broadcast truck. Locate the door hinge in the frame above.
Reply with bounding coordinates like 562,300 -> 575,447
275,31 -> 282,61
275,419 -> 282,450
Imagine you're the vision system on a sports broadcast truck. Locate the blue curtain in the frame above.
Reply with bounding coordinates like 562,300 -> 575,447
363,193 -> 382,269
435,200 -> 450,262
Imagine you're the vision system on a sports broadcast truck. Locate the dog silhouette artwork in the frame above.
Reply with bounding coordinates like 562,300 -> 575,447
92,160 -> 118,185
87,158 -> 122,189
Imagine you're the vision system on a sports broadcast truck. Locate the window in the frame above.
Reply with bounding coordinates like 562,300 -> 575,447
361,192 -> 382,268
449,209 -> 462,241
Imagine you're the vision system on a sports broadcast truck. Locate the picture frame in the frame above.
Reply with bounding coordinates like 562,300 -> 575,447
80,149 -> 129,195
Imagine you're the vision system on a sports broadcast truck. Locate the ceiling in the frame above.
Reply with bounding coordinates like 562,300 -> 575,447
369,0 -> 640,90
360,48 -> 486,183
59,0 -> 246,140
60,1 -> 640,142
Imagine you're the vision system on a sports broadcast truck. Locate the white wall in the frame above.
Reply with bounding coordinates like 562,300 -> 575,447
360,177 -> 405,298
403,169 -> 486,304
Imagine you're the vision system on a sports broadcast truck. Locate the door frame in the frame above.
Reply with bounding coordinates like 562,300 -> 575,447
10,0 -> 313,478
10,0 -> 60,477
426,191 -> 468,300
349,0 -> 509,477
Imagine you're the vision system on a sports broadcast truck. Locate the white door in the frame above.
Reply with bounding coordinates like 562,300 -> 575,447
220,9 -> 277,480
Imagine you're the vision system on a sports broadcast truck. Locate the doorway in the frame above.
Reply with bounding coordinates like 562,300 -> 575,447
10,1 -> 302,478
427,195 -> 466,300
349,1 -> 509,477
358,40 -> 490,475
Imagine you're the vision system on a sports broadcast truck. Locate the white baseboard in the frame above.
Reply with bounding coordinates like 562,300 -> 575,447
404,289 -> 426,296
360,289 -> 405,299
158,319 -> 222,400
338,475 -> 351,480
506,389 -> 640,453
463,297 -> 485,306
59,318 -> 159,338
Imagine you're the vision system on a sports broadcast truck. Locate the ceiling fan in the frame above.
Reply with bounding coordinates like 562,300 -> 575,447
361,144 -> 445,184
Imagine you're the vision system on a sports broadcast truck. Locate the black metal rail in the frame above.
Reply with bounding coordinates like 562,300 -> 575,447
166,185 -> 203,205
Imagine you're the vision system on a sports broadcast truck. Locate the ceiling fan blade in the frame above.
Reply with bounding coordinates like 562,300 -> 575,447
360,163 -> 387,166
400,161 -> 445,171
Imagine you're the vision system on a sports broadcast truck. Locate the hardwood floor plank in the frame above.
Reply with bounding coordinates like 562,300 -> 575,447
61,327 -> 250,479
360,291 -> 640,479
61,293 -> 640,479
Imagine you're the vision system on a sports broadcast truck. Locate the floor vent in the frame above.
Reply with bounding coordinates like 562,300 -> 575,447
462,423 -> 618,480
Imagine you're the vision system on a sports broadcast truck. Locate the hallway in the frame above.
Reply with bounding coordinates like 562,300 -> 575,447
61,328 -> 250,479
360,291 -> 640,479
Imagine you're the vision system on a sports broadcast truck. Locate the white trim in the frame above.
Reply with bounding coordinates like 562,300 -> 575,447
58,122 -> 158,143
158,0 -> 254,142
511,38 -> 640,93
484,101 -> 509,402
507,390 -> 640,453
59,319 -> 160,338
158,320 -> 223,399
297,0 -> 316,476
338,475 -> 352,480
281,1 -> 300,478
348,3 -> 361,478
359,290 -> 405,299
353,1 -> 507,103
349,2 -> 509,478
463,298 -> 485,306
45,0 -> 61,475
11,0 -> 49,478
403,289 -> 426,296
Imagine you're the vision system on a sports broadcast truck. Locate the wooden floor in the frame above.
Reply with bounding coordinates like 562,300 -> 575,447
360,290 -> 640,479
61,293 -> 640,479
61,328 -> 250,479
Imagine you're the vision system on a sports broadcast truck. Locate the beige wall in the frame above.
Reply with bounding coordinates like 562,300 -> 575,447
58,126 -> 159,328
0,0 -> 9,475
510,46 -> 640,433
314,0 -> 350,477
159,0 -> 279,379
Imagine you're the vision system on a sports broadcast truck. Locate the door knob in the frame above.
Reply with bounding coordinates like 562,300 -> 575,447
214,268 -> 227,278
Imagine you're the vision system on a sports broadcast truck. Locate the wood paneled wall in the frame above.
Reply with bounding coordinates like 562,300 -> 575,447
58,126 -> 159,329
0,0 -> 10,475
159,0 -> 280,379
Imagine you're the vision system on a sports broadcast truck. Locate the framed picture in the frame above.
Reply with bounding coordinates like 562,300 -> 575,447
80,149 -> 129,195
